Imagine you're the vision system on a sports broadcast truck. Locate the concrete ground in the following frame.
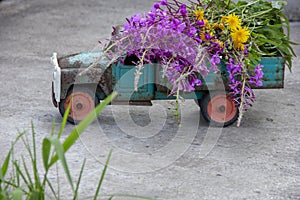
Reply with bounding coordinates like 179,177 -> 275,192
0,0 -> 299,199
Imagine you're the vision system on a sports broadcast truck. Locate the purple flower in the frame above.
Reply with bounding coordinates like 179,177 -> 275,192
196,20 -> 205,26
211,54 -> 220,65
160,0 -> 167,6
243,46 -> 249,56
180,4 -> 187,15
124,22 -> 130,31
172,18 -> 181,27
177,22 -> 186,32
249,64 -> 264,86
154,2 -> 160,9
205,33 -> 211,40
114,0 -> 264,111
193,37 -> 202,43
132,13 -> 142,23
189,27 -> 197,35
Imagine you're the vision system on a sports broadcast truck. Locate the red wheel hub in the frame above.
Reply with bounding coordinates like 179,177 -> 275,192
207,94 -> 237,123
64,91 -> 95,121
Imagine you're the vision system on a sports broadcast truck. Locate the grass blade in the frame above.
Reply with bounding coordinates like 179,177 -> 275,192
46,136 -> 74,192
45,177 -> 58,200
12,188 -> 23,200
30,122 -> 42,191
42,139 -> 51,171
1,132 -> 25,182
93,149 -> 112,200
58,100 -> 71,138
51,120 -> 56,136
0,151 -> 11,183
49,92 -> 117,167
21,157 -> 34,190
73,159 -> 86,200
13,161 -> 29,190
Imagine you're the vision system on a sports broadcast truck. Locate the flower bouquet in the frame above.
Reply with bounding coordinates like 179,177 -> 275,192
104,0 -> 296,126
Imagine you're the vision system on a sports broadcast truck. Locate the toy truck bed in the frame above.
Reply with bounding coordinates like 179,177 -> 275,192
51,51 -> 285,126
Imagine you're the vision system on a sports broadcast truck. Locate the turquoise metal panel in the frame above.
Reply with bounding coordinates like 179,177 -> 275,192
67,51 -> 101,66
59,49 -> 284,102
112,62 -> 155,100
154,57 -> 284,99
154,91 -> 205,100
59,51 -> 109,69
256,57 -> 285,89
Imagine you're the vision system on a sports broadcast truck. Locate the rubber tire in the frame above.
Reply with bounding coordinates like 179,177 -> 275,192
59,86 -> 99,125
194,99 -> 200,106
199,92 -> 239,127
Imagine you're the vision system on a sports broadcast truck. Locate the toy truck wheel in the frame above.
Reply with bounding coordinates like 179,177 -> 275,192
199,92 -> 239,127
194,99 -> 200,106
59,86 -> 99,124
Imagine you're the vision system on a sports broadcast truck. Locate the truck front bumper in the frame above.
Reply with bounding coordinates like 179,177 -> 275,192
51,52 -> 61,107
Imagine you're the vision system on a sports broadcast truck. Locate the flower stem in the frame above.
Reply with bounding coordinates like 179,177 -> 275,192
237,72 -> 246,127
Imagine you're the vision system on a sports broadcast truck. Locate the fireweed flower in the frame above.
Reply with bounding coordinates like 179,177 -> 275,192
108,0 -> 265,125
196,20 -> 205,26
160,0 -> 167,6
180,4 -> 187,15
154,2 -> 160,9
250,64 -> 264,86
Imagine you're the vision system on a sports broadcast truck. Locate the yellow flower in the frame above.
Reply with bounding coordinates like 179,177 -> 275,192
230,26 -> 250,44
233,41 -> 245,51
194,9 -> 204,21
225,13 -> 241,30
200,32 -> 206,41
204,19 -> 211,29
213,23 -> 225,31
221,16 -> 228,23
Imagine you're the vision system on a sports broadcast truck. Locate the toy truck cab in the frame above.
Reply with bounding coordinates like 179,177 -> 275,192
51,50 -> 158,124
51,50 -> 285,126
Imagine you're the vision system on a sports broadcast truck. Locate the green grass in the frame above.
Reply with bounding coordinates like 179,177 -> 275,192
0,92 -> 155,200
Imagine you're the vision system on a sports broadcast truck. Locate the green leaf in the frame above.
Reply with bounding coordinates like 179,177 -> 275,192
0,190 -> 9,200
271,1 -> 287,9
1,132 -> 25,181
13,161 -> 29,188
49,92 -> 117,167
28,191 -> 40,200
0,151 -> 11,183
58,99 -> 71,138
73,159 -> 86,200
93,149 -> 113,200
42,139 -> 51,171
21,156 -> 34,189
45,177 -> 58,199
46,136 -> 74,192
12,188 -> 23,200
29,122 -> 42,190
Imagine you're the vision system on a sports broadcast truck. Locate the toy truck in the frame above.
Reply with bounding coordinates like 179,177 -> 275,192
51,51 -> 284,126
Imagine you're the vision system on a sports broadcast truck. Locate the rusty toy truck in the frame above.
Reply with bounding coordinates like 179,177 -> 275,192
51,50 -> 284,126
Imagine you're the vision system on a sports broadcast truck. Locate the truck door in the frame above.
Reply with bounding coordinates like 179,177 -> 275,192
112,55 -> 155,101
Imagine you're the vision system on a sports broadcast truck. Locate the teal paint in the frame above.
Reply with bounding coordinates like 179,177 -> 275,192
67,51 -> 102,66
58,50 -> 285,101
112,62 -> 155,100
